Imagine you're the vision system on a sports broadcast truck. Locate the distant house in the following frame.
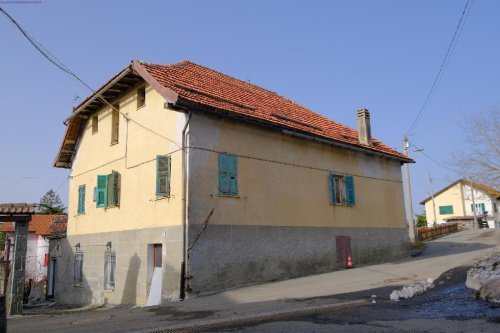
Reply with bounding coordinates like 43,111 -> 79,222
420,179 -> 500,228
53,60 -> 413,307
0,214 -> 67,282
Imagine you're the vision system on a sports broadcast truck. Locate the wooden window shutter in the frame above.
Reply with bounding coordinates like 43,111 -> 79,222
156,155 -> 170,197
108,171 -> 121,207
219,153 -> 237,195
329,173 -> 336,205
78,185 -> 85,214
345,175 -> 356,206
228,155 -> 238,195
96,175 -> 108,208
218,154 -> 229,195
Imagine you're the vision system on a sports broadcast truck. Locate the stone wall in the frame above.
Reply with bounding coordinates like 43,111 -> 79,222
187,224 -> 409,296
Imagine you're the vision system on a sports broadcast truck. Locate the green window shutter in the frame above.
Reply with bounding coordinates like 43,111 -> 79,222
218,154 -> 230,195
228,155 -> 238,195
439,205 -> 453,215
345,175 -> 356,206
96,175 -> 108,208
480,203 -> 485,212
78,185 -> 85,214
156,155 -> 170,197
108,171 -> 121,207
329,173 -> 336,205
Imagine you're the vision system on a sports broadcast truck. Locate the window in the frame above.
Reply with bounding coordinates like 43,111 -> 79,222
493,202 -> 497,213
495,221 -> 500,229
137,86 -> 146,108
91,115 -> 98,134
471,203 -> 486,214
111,104 -> 119,144
156,155 -> 171,197
74,252 -> 83,285
218,153 -> 238,196
77,185 -> 86,214
96,171 -> 121,208
108,171 -> 121,207
329,173 -> 356,206
44,253 -> 49,267
439,205 -> 454,215
104,251 -> 116,291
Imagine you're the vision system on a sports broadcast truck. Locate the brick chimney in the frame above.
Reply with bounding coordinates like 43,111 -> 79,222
357,108 -> 372,145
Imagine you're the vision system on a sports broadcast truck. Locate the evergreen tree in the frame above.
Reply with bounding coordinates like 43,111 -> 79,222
39,189 -> 65,214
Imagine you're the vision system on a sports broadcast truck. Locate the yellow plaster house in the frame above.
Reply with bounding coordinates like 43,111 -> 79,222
420,179 -> 500,228
53,60 -> 413,306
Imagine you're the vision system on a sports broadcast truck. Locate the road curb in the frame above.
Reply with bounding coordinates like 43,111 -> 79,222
148,299 -> 369,333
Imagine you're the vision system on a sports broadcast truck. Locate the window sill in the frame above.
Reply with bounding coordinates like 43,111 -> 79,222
73,284 -> 83,288
110,141 -> 119,146
136,104 -> 146,110
77,212 -> 85,216
103,289 -> 115,293
155,194 -> 171,201
217,194 -> 240,198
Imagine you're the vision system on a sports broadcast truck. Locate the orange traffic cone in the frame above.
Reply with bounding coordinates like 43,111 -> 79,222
347,255 -> 353,269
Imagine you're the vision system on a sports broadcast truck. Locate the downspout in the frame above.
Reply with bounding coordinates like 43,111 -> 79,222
180,111 -> 192,300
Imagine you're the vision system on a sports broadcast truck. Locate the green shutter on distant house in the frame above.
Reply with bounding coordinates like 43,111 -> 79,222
329,173 -> 336,205
78,185 -> 85,214
218,153 -> 237,195
156,155 -> 170,197
96,175 -> 108,208
439,205 -> 453,215
345,175 -> 356,206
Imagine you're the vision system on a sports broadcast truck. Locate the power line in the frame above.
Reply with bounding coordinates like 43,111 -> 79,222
406,0 -> 473,135
409,140 -> 459,174
0,6 -> 180,148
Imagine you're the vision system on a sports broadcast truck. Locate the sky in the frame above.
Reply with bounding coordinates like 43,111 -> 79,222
0,0 -> 499,217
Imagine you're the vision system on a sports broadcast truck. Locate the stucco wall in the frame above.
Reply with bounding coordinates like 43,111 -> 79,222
50,226 -> 182,306
67,84 -> 186,235
185,112 -> 409,295
424,183 -> 464,223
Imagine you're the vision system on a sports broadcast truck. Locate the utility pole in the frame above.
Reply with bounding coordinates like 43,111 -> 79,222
429,172 -> 437,226
403,135 -> 416,242
469,180 -> 478,229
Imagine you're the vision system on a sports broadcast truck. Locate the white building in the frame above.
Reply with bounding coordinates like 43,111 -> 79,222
1,214 -> 66,282
420,179 -> 500,229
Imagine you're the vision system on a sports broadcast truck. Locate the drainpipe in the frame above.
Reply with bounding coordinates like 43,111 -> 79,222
179,111 -> 192,300
164,102 -> 191,300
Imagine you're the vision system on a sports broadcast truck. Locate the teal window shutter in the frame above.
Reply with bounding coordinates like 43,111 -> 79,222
228,155 -> 238,195
96,175 -> 108,208
439,205 -> 453,215
78,185 -> 85,214
329,173 -> 336,205
156,155 -> 170,197
219,153 -> 237,195
480,203 -> 485,212
345,175 -> 356,206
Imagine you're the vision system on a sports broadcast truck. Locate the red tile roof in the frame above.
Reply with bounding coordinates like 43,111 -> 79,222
55,60 -> 412,167
0,214 -> 66,236
141,61 -> 409,160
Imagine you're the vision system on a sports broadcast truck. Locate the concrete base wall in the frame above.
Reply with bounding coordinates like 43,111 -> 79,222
50,226 -> 183,307
187,225 -> 409,296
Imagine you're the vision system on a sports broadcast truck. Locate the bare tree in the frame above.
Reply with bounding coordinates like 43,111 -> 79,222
452,107 -> 500,189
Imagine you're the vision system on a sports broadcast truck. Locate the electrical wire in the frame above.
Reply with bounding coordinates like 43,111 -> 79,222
406,0 -> 473,135
0,6 -> 180,148
409,140 -> 459,174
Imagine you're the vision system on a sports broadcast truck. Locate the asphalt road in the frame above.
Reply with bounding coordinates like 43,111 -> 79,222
209,266 -> 500,333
